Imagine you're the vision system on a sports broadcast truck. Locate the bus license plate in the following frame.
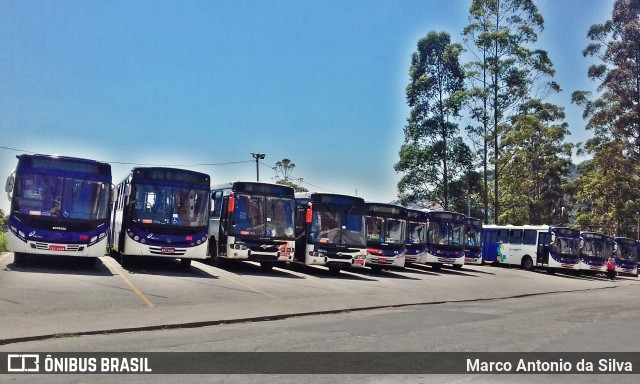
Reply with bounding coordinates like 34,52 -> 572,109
49,245 -> 66,251
378,258 -> 387,264
354,259 -> 364,265
161,248 -> 175,254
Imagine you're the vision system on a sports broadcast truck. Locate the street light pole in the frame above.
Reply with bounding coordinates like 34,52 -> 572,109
251,153 -> 265,182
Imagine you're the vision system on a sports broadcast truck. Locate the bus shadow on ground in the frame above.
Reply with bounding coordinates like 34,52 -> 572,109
400,264 -> 442,276
208,260 -> 307,280
5,254 -> 113,277
346,267 -> 424,281
111,255 -> 219,278
282,262 -> 378,282
408,263 -> 480,277
460,266 -> 497,276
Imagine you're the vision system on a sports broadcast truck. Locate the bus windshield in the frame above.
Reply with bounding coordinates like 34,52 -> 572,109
130,183 -> 209,227
366,217 -> 405,245
428,221 -> 464,247
580,238 -> 609,259
407,222 -> 426,245
466,226 -> 482,249
14,172 -> 110,220
616,242 -> 638,262
232,194 -> 295,238
312,210 -> 366,247
553,237 -> 581,257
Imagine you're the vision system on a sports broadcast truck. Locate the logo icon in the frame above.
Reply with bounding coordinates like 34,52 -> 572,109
8,354 -> 40,372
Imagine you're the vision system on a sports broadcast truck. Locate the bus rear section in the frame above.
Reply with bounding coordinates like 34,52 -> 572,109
110,167 -> 210,268
613,237 -> 638,277
464,217 -> 483,265
5,154 -> 112,264
209,182 -> 296,271
294,193 -> 367,273
405,209 -> 428,264
578,232 -> 612,276
365,202 -> 407,272
422,211 -> 466,270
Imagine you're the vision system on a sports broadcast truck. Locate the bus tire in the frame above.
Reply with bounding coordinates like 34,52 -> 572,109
260,261 -> 275,271
328,265 -> 341,274
13,252 -> 26,265
452,264 -> 463,270
180,258 -> 192,269
521,256 -> 533,271
370,264 -> 383,273
431,264 -> 442,271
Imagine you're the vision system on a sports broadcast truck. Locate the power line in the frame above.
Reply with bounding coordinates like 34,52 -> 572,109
0,145 -> 253,168
258,160 -> 333,193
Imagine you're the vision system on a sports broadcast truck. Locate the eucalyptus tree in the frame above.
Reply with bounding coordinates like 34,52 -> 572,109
497,100 -> 573,225
571,0 -> 640,234
395,31 -> 472,209
462,0 -> 557,223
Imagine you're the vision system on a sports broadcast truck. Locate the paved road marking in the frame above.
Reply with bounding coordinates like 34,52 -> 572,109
100,256 -> 156,308
0,253 -> 10,263
192,262 -> 279,300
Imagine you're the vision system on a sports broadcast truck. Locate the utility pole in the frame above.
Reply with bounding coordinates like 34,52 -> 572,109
251,153 -> 265,182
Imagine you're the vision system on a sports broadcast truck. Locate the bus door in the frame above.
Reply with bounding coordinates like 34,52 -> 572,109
537,232 -> 551,265
293,204 -> 308,262
482,229 -> 498,263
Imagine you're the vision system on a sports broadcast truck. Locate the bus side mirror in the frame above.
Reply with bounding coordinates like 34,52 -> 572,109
5,174 -> 14,200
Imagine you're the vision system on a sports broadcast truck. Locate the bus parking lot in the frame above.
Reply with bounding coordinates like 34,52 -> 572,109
1,251 -> 637,345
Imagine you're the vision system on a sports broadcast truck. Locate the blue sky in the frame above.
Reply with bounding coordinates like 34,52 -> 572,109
0,0 -> 614,213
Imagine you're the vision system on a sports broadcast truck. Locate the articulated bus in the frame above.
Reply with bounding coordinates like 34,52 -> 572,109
579,231 -> 614,275
294,192 -> 367,273
5,154 -> 112,265
364,202 -> 407,272
110,167 -> 210,268
209,182 -> 296,271
464,217 -> 483,265
405,208 -> 428,264
613,237 -> 638,277
484,225 -> 580,273
423,211 -> 466,270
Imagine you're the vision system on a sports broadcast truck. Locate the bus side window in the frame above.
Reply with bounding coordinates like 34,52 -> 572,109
509,229 -> 523,244
523,229 -> 537,245
211,191 -> 223,219
497,229 -> 509,244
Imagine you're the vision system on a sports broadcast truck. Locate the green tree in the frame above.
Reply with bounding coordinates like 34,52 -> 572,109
395,31 -> 472,209
571,0 -> 640,236
497,100 -> 573,225
462,0 -> 558,223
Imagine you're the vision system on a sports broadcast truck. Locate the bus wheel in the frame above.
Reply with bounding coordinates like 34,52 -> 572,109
328,266 -> 341,274
452,264 -> 463,270
260,261 -> 275,271
13,252 -> 27,265
370,265 -> 382,273
180,258 -> 192,269
431,264 -> 442,271
521,256 -> 533,271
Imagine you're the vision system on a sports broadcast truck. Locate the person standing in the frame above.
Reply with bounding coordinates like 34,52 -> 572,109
606,257 -> 616,280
